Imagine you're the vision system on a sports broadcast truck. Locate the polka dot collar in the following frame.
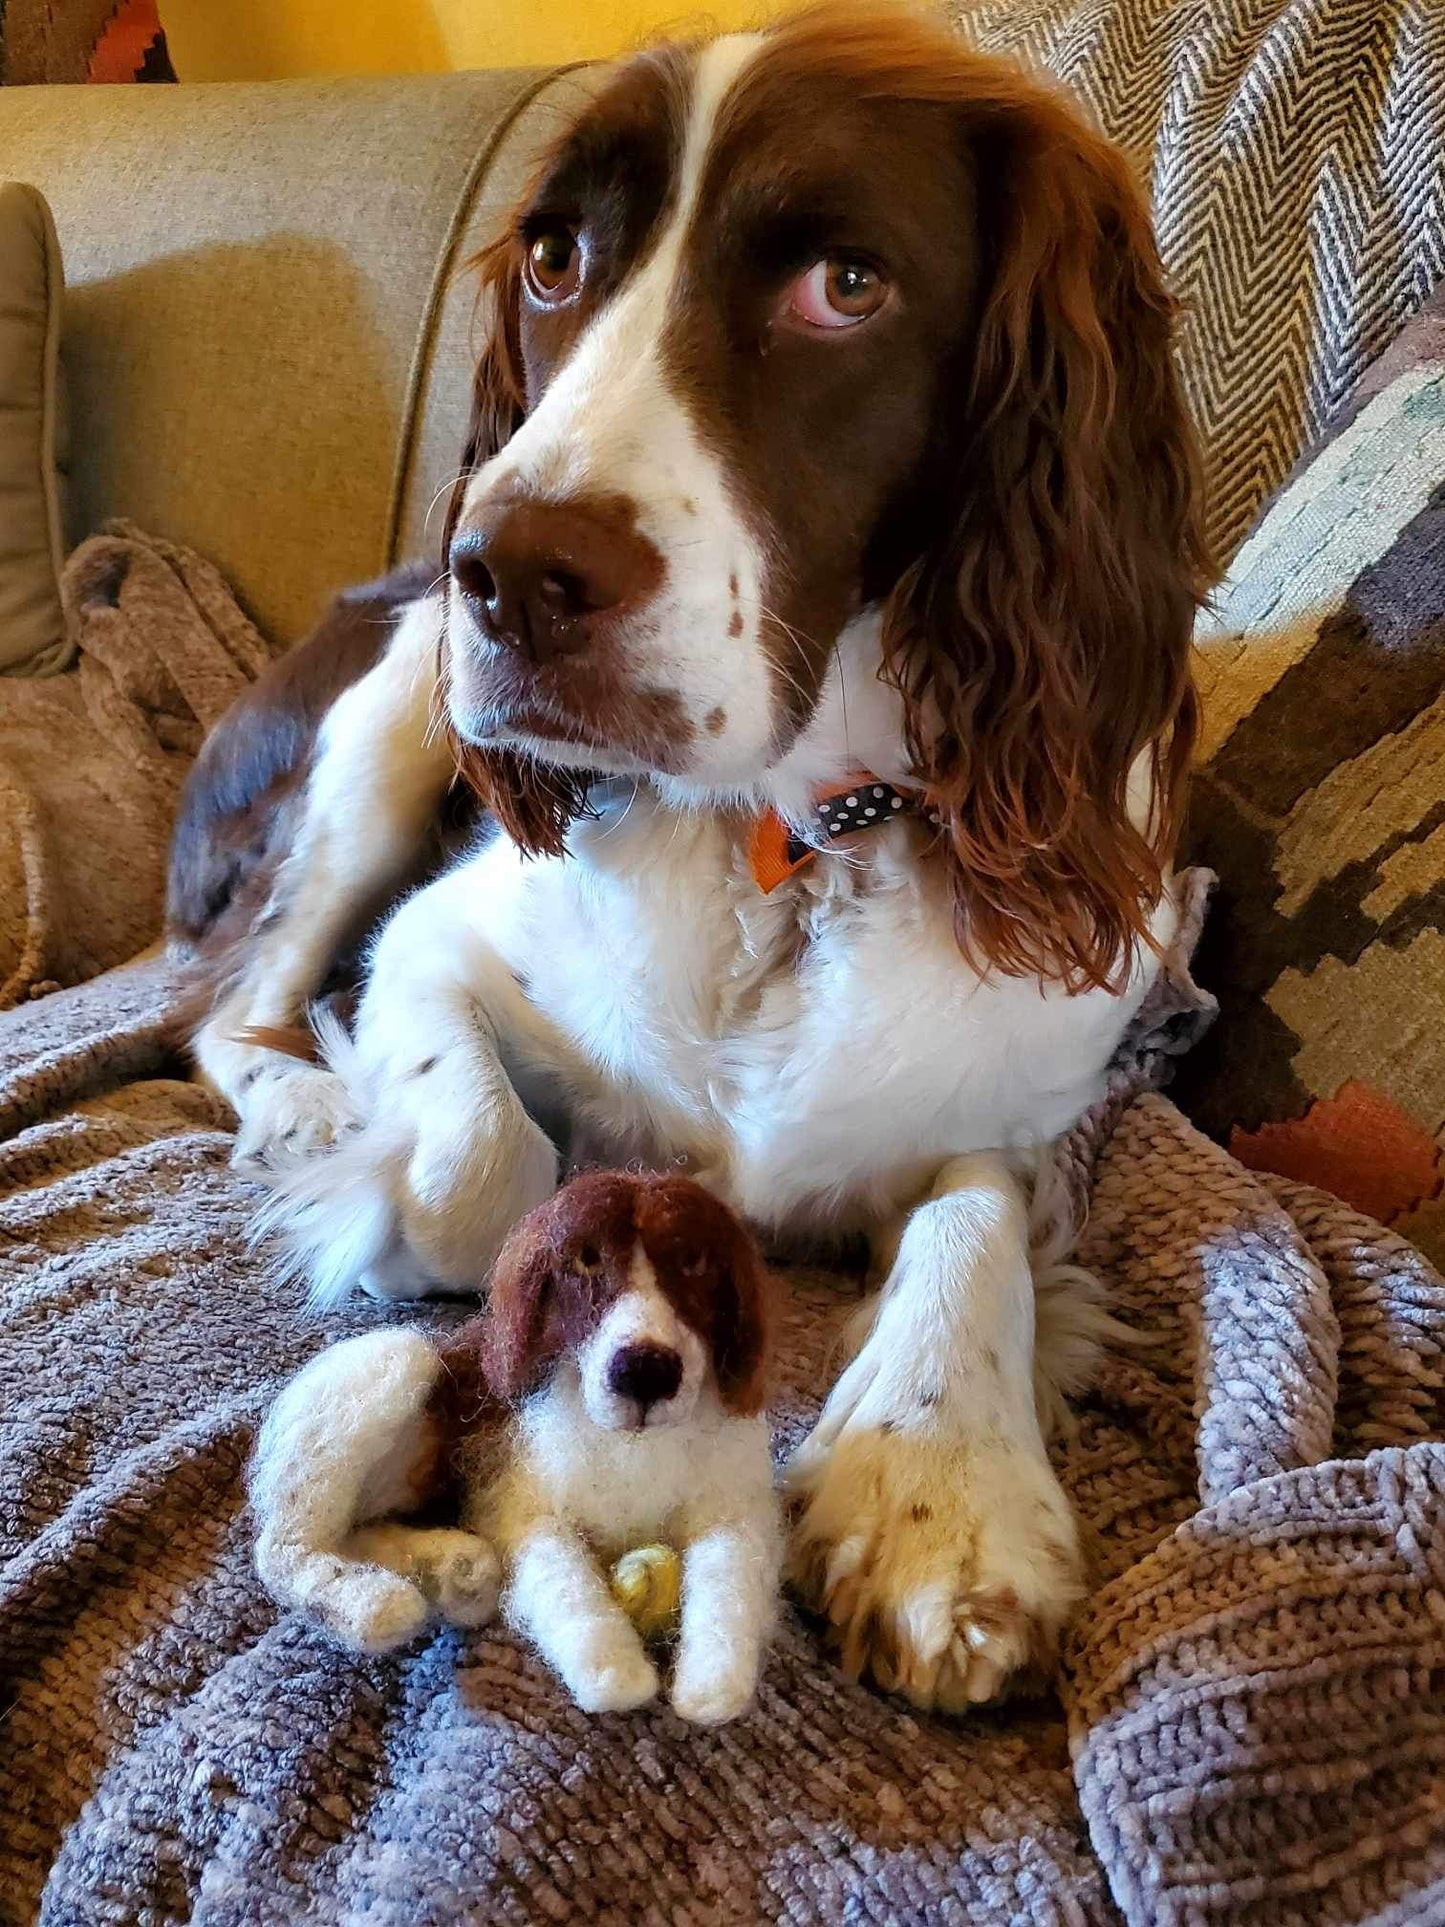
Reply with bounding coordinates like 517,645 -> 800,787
748,773 -> 921,894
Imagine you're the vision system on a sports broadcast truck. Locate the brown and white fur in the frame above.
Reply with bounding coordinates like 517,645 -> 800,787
173,4 -> 1213,1713
251,1171 -> 779,1723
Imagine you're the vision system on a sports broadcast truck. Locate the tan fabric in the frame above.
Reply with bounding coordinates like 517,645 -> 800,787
0,522 -> 272,1008
0,68 -> 574,648
0,181 -> 65,673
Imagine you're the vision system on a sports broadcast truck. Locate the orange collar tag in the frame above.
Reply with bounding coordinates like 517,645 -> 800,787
748,811 -> 813,893
748,773 -> 918,894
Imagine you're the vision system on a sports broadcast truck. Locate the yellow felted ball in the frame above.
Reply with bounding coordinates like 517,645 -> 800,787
608,1545 -> 682,1640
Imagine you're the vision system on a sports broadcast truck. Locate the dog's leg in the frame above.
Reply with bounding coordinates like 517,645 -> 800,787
505,1525 -> 660,1713
193,597 -> 454,1172
250,1328 -> 469,1654
343,1523 -> 499,1630
787,1153 -> 1085,1711
262,856 -> 559,1304
670,1516 -> 779,1725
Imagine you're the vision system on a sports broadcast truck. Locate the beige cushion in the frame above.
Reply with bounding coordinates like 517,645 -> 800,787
0,182 -> 66,674
0,68 -> 587,648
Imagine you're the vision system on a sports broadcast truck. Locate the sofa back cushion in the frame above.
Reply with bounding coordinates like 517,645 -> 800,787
0,67 -> 589,648
0,181 -> 66,674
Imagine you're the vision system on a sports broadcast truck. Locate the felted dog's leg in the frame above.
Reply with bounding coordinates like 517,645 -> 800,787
505,1525 -> 660,1714
344,1524 -> 499,1629
671,1518 -> 780,1725
251,1327 -> 469,1654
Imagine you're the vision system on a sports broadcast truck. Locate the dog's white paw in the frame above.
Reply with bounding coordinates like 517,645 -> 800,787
567,1633 -> 661,1714
259,1047 -> 557,1305
389,1061 -> 557,1286
294,1556 -> 432,1655
670,1656 -> 758,1726
344,1525 -> 501,1630
233,1064 -> 360,1175
788,1423 -> 1083,1711
431,1538 -> 503,1629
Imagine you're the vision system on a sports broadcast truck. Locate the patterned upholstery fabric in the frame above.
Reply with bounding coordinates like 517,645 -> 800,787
1178,288 -> 1445,1263
953,0 -> 1445,564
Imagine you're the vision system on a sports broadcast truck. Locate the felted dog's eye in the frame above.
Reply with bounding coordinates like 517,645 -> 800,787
525,227 -> 581,303
785,255 -> 889,330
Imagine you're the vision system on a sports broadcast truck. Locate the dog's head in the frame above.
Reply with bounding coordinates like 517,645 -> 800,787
480,1170 -> 772,1430
443,1 -> 1213,992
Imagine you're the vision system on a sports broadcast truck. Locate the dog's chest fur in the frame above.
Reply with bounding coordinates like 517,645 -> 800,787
475,1367 -> 774,1557
457,788 -> 1161,1235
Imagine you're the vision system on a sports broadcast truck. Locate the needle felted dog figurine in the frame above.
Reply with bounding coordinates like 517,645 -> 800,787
251,1170 -> 782,1724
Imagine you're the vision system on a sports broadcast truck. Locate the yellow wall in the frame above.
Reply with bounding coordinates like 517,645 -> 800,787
163,0 -> 784,80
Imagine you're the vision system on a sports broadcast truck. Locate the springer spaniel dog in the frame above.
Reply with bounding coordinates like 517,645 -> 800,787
169,2 -> 1211,1712
251,1170 -> 779,1722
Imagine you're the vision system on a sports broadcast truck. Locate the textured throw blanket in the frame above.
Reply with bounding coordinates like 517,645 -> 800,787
3,952 -> 1445,1925
0,523 -> 273,1008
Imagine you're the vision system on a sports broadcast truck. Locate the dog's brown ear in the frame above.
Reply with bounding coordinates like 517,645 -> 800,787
481,1216 -> 566,1403
868,34 -> 1214,992
638,1177 -> 773,1417
440,230 -> 597,857
441,232 -> 526,563
709,1212 -> 772,1417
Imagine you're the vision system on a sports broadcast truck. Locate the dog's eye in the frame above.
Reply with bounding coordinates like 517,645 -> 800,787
574,1242 -> 601,1273
785,255 -> 888,331
525,227 -> 581,304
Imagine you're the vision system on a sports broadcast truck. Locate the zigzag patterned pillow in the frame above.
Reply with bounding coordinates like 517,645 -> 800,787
954,0 -> 1445,566
1178,287 -> 1445,1261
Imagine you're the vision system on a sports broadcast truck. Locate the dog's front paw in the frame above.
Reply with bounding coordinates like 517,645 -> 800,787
568,1636 -> 661,1715
233,1064 -> 360,1175
788,1423 -> 1083,1712
393,1069 -> 557,1286
259,1048 -> 558,1305
289,1555 -> 432,1655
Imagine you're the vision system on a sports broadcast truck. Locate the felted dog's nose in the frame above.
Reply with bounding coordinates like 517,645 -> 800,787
450,498 -> 661,666
607,1340 -> 683,1412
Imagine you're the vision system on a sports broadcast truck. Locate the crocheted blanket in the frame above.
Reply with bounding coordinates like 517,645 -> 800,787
3,951 -> 1443,1924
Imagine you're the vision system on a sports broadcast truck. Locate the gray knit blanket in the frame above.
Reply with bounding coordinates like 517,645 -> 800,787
3,952 -> 1444,1924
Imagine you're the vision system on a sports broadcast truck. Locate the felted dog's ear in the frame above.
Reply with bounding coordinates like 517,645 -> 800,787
638,1178 -> 773,1417
482,1219 -> 567,1402
709,1213 -> 773,1417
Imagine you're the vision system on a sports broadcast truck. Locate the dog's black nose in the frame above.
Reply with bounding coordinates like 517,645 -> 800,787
606,1340 -> 683,1412
450,497 -> 661,665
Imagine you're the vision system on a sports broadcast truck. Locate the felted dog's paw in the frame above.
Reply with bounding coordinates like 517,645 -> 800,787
670,1658 -> 757,1726
306,1561 -> 432,1655
432,1541 -> 503,1628
570,1641 -> 660,1714
344,1525 -> 501,1631
788,1424 -> 1083,1711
